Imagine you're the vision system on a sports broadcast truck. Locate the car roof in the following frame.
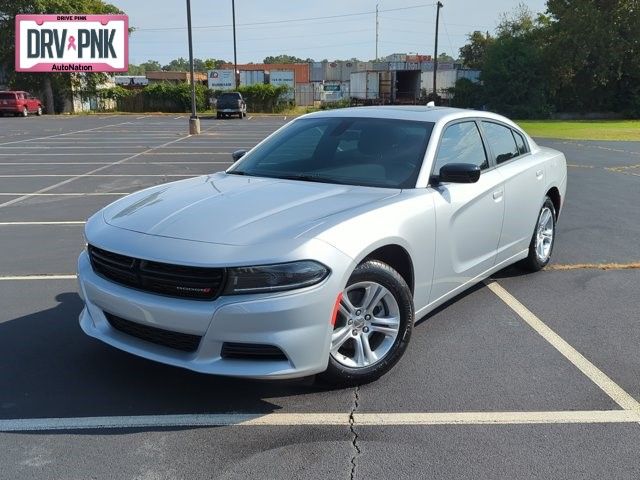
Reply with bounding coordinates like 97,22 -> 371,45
301,106 -> 522,131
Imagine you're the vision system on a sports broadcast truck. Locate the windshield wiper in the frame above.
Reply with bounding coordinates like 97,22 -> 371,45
275,173 -> 350,185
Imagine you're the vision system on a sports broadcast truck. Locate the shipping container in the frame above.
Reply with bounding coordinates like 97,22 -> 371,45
350,71 -> 378,100
457,69 -> 481,83
421,69 -> 458,94
295,83 -> 316,106
321,81 -> 350,102
310,62 -> 324,82
208,69 -> 235,90
239,70 -> 265,87
395,70 -> 422,103
269,70 -> 295,100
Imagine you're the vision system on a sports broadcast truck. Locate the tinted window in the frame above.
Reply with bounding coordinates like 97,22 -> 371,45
229,117 -> 434,188
482,122 -> 519,164
433,121 -> 488,174
0,93 -> 15,100
513,130 -> 528,155
219,93 -> 241,100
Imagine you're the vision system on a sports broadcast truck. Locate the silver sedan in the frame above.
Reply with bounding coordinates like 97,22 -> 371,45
77,106 -> 567,385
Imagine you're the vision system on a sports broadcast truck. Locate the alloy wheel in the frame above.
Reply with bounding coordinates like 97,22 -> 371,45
330,281 -> 401,368
535,206 -> 554,262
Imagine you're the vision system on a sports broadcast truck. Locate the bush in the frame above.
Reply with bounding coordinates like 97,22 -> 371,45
115,82 -> 210,113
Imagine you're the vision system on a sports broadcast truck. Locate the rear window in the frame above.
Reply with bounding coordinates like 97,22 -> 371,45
0,93 -> 16,100
219,93 -> 240,100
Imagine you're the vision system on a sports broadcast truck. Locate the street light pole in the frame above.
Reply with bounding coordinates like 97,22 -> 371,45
432,1 -> 443,104
186,0 -> 200,134
232,0 -> 239,89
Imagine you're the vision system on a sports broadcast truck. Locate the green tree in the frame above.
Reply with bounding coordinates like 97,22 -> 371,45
481,5 -> 551,118
437,53 -> 455,63
459,31 -> 494,69
125,59 -> 161,75
263,54 -> 310,64
545,0 -> 640,115
162,57 -> 190,71
0,0 -> 124,113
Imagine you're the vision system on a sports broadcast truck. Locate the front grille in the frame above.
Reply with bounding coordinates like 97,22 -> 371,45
104,312 -> 202,352
221,342 -> 288,361
88,245 -> 225,300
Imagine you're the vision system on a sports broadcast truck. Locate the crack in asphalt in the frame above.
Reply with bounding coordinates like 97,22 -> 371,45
349,385 -> 361,480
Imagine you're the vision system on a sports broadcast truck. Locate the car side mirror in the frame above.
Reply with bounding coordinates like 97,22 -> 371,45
232,149 -> 247,162
437,163 -> 481,184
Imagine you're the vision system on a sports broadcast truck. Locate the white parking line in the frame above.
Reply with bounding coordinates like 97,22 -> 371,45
0,221 -> 85,225
0,274 -> 76,281
0,174 -> 193,178
0,410 -> 638,432
486,281 -> 640,412
0,161 -> 230,165
0,193 -> 128,196
0,120 -> 133,146
0,135 -> 190,209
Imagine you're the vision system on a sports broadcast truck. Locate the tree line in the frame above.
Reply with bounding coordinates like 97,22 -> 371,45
453,1 -> 640,118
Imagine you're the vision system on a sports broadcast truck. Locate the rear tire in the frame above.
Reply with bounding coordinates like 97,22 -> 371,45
520,197 -> 556,271
318,260 -> 413,386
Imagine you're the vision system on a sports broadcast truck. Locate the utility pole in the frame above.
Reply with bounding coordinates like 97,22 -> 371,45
232,0 -> 239,89
186,0 -> 200,134
375,4 -> 379,61
432,1 -> 443,103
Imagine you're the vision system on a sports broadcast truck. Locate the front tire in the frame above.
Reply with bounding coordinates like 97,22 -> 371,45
36,106 -> 42,116
22,107 -> 28,117
521,197 -> 556,271
319,260 -> 413,386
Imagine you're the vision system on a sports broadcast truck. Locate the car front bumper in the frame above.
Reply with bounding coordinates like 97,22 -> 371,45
77,245 -> 353,379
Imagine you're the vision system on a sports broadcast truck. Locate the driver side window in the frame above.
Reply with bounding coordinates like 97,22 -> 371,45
433,121 -> 488,175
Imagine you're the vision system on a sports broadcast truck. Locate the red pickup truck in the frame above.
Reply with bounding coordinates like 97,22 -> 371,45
0,91 -> 43,117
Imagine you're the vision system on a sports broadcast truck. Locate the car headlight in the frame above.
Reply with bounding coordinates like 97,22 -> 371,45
223,261 -> 330,295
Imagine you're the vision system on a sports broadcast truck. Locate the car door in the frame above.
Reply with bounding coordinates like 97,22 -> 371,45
26,94 -> 38,112
429,120 -> 505,304
481,122 -> 547,264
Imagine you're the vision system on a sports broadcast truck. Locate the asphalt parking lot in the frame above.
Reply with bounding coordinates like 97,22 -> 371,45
0,114 -> 639,480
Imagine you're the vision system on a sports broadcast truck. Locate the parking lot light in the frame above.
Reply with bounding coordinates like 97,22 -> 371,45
186,0 -> 201,134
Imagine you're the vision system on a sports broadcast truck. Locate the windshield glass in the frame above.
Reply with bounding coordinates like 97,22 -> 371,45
219,93 -> 240,100
228,117 -> 434,188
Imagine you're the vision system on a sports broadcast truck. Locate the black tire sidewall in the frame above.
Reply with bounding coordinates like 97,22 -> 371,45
321,260 -> 414,385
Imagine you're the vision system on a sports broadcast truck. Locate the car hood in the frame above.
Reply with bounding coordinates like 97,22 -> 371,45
102,173 -> 399,246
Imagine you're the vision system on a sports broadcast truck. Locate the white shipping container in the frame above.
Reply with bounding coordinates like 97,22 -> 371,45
239,70 -> 265,86
350,71 -> 379,100
208,70 -> 235,90
421,70 -> 458,93
269,70 -> 294,100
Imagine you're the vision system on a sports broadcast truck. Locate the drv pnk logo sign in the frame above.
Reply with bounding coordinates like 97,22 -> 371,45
15,14 -> 128,72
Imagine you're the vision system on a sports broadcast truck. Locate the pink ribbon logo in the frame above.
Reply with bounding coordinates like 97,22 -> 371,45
67,36 -> 77,50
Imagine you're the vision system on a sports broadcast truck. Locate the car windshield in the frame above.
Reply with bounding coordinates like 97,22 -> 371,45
219,93 -> 240,100
228,117 -> 434,188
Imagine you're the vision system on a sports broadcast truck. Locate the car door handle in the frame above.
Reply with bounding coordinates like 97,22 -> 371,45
492,189 -> 504,201
536,169 -> 544,179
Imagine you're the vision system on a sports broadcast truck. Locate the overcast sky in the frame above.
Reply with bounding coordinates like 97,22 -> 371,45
109,0 -> 548,65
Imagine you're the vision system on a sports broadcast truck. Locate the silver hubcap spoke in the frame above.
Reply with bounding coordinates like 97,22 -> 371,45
330,281 -> 401,369
534,206 -> 554,262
